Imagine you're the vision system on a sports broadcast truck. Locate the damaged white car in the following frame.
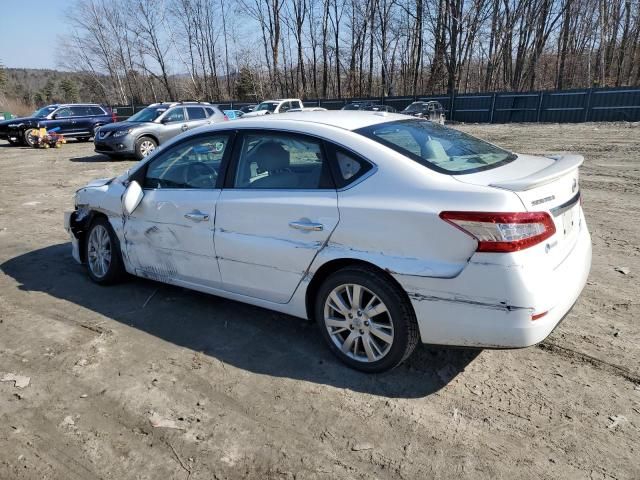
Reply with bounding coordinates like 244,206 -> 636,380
65,111 -> 591,372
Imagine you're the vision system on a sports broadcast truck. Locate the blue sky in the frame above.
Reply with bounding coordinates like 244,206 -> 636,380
1,2 -> 67,69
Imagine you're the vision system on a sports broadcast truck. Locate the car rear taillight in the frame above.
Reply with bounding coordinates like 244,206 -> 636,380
439,211 -> 556,253
111,112 -> 117,122
223,114 -> 229,121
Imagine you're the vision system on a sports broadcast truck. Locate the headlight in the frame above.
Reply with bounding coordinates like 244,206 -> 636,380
112,129 -> 132,138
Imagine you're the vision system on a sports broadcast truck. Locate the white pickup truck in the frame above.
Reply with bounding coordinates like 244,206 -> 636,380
242,98 -> 323,117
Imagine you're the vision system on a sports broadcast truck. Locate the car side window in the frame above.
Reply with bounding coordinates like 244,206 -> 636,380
144,134 -> 230,189
279,102 -> 291,113
205,107 -> 215,117
332,148 -> 373,188
294,100 -> 303,109
55,107 -> 73,118
90,106 -> 105,116
163,108 -> 185,123
233,133 -> 333,189
70,106 -> 87,116
186,107 -> 207,120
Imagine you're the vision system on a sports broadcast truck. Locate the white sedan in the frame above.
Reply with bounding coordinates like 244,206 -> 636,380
64,111 -> 591,372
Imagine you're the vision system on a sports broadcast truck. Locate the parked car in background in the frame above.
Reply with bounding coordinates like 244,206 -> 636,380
363,104 -> 396,113
242,98 -> 305,117
0,104 -> 115,146
65,111 -> 591,372
288,107 -> 327,112
94,102 -> 226,160
223,109 -> 245,120
342,102 -> 395,113
239,104 -> 257,113
402,101 -> 446,124
342,101 -> 376,110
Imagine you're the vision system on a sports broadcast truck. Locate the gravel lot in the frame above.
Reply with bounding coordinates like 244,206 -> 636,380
0,123 -> 639,479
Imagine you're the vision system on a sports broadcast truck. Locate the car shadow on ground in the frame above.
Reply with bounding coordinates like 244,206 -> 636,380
1,243 -> 481,399
0,143 -> 30,149
69,154 -> 118,162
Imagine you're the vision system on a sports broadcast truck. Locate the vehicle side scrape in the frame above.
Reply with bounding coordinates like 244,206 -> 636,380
407,291 -> 530,312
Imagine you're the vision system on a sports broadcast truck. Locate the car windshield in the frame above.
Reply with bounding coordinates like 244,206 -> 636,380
255,102 -> 278,112
32,106 -> 56,118
355,119 -> 516,174
128,107 -> 167,122
403,103 -> 425,113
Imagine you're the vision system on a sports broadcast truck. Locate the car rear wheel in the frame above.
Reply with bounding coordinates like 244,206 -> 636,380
135,136 -> 157,160
315,265 -> 419,372
85,217 -> 125,285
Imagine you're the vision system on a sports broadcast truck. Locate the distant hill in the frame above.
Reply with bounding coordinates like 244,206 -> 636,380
3,68 -> 109,107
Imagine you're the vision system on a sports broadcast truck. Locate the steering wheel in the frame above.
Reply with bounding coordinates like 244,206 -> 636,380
184,162 -> 218,188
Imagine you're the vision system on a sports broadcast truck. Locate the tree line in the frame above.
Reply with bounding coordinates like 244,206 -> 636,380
47,0 -> 640,104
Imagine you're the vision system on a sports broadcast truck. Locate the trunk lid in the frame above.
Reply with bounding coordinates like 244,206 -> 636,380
455,153 -> 583,265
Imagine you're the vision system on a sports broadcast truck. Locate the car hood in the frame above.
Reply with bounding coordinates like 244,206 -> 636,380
98,121 -> 147,132
83,177 -> 115,189
0,116 -> 41,126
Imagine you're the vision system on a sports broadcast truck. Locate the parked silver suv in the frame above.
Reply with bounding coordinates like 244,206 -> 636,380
95,102 -> 227,160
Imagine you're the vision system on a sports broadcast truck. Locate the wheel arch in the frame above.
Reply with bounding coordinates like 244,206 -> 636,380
69,210 -> 109,263
135,132 -> 159,146
304,257 -> 414,322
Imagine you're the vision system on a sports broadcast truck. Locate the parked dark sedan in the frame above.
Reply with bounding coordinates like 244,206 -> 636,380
0,104 -> 115,146
342,102 -> 396,112
401,101 -> 446,124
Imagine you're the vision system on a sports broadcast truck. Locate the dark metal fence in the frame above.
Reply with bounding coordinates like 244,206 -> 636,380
112,86 -> 640,123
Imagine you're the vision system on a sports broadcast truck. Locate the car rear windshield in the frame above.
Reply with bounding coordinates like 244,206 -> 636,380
355,119 -> 516,174
128,106 -> 167,122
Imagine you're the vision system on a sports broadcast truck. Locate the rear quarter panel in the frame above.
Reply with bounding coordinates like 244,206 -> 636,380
307,133 -> 525,279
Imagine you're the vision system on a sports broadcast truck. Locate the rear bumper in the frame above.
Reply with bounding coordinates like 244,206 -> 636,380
396,215 -> 592,348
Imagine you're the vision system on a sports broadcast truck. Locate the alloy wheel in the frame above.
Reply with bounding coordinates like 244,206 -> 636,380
323,283 -> 394,362
87,224 -> 112,278
140,140 -> 156,157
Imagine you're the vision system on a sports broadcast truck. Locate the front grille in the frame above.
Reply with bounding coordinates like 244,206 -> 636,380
95,143 -> 114,152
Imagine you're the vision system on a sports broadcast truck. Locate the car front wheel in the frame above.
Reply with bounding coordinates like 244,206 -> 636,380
85,217 -> 125,285
24,129 -> 37,147
315,265 -> 419,372
134,136 -> 157,160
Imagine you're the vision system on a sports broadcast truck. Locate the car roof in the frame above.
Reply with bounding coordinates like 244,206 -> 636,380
239,110 -> 411,131
54,103 -> 103,107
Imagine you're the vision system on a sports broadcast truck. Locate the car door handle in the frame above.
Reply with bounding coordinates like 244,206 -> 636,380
184,212 -> 210,222
289,221 -> 323,231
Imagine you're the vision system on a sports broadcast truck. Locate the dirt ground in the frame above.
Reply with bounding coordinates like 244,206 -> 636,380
0,122 -> 639,480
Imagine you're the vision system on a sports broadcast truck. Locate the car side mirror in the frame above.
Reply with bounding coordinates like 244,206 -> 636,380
50,114 -> 57,120
122,180 -> 144,215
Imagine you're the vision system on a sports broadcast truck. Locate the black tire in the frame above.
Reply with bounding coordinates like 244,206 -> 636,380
23,129 -> 37,147
315,265 -> 419,373
134,136 -> 157,160
84,217 -> 125,285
